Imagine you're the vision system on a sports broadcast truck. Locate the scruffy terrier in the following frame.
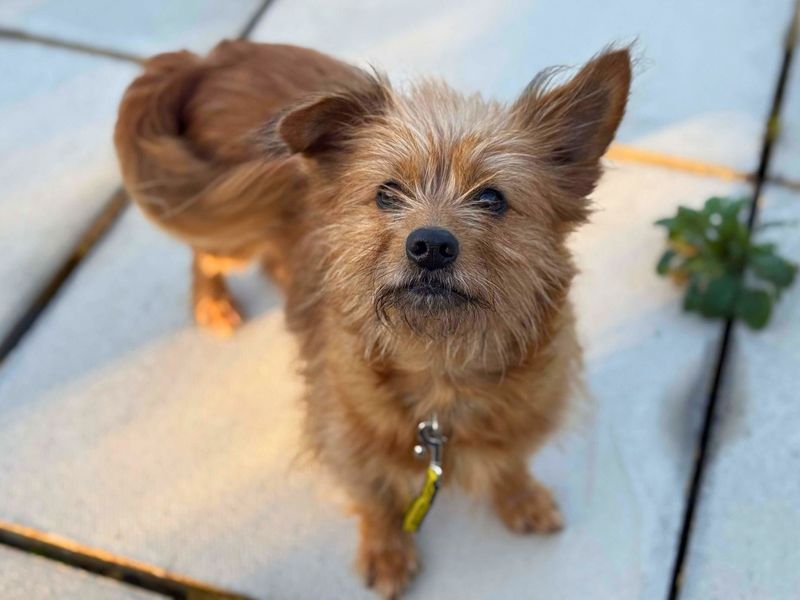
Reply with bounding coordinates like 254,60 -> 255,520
115,40 -> 630,598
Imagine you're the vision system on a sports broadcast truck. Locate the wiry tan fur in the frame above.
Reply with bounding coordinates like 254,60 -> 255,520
115,40 -> 631,598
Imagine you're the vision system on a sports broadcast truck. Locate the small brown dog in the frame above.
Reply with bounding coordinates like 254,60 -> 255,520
115,40 -> 630,598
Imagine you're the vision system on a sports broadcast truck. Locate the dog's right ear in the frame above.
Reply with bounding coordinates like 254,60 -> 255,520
266,72 -> 391,159
512,48 -> 631,209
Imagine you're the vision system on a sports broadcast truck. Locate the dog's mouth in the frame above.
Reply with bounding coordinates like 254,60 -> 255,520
397,279 -> 472,304
375,273 -> 487,324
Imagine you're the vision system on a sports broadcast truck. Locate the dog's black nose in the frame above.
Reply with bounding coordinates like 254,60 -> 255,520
405,227 -> 459,271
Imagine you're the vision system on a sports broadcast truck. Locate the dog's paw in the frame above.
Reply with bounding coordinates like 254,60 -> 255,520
193,295 -> 242,336
357,534 -> 418,600
495,480 -> 564,534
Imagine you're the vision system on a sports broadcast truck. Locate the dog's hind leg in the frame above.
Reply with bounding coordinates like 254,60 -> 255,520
191,251 -> 246,336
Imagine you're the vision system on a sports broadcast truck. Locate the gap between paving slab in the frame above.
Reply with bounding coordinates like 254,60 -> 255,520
0,25 -> 144,64
0,0 -> 276,64
0,188 -> 128,365
676,184 -> 800,600
0,0 -> 265,57
237,0 -> 278,41
0,544 -> 161,600
0,520 -> 251,600
667,2 -> 799,598
0,520 -> 248,600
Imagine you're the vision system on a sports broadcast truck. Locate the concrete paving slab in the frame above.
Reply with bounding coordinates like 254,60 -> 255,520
0,545 -> 160,599
0,40 -> 138,343
0,162 -> 745,599
252,0 -> 793,173
773,50 -> 800,183
680,184 -> 800,600
0,1 -> 263,56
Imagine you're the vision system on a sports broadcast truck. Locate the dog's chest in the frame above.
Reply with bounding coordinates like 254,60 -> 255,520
392,367 -> 511,440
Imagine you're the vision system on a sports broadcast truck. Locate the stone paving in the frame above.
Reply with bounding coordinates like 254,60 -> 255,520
0,1 -> 798,599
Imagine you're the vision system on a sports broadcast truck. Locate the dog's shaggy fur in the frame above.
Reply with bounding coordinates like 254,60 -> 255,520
115,40 -> 630,598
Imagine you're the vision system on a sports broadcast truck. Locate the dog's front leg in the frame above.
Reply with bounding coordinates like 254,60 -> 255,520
490,456 -> 564,534
352,481 -> 419,600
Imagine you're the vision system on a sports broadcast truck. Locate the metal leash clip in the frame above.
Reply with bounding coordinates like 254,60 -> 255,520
403,414 -> 447,533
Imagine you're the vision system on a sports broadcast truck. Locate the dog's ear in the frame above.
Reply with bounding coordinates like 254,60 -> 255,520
514,48 -> 631,209
268,72 -> 391,159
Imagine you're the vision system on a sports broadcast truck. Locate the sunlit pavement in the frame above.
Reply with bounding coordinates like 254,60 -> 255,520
0,2 -> 798,599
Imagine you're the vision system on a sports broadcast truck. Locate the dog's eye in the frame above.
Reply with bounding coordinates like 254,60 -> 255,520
376,181 -> 404,210
474,187 -> 507,215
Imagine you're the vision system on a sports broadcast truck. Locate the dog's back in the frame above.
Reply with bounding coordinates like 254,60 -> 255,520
114,41 -> 360,260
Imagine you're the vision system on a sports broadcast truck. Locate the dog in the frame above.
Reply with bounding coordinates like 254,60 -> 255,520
115,40 -> 630,598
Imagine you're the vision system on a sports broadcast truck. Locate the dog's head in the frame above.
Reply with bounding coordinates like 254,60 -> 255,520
272,49 -> 631,365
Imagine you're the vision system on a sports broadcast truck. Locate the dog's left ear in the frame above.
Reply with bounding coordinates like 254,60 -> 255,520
514,48 -> 631,210
269,72 -> 391,161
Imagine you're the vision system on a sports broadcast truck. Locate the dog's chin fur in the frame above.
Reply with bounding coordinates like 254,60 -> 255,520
115,40 -> 631,599
375,271 -> 487,334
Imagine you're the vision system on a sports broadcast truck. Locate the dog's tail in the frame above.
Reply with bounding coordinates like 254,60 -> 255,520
114,49 -> 303,255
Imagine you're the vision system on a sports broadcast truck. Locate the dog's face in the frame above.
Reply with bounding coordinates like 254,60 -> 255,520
276,50 -> 631,364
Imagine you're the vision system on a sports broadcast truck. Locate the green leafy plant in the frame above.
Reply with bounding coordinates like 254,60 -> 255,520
655,196 -> 796,329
